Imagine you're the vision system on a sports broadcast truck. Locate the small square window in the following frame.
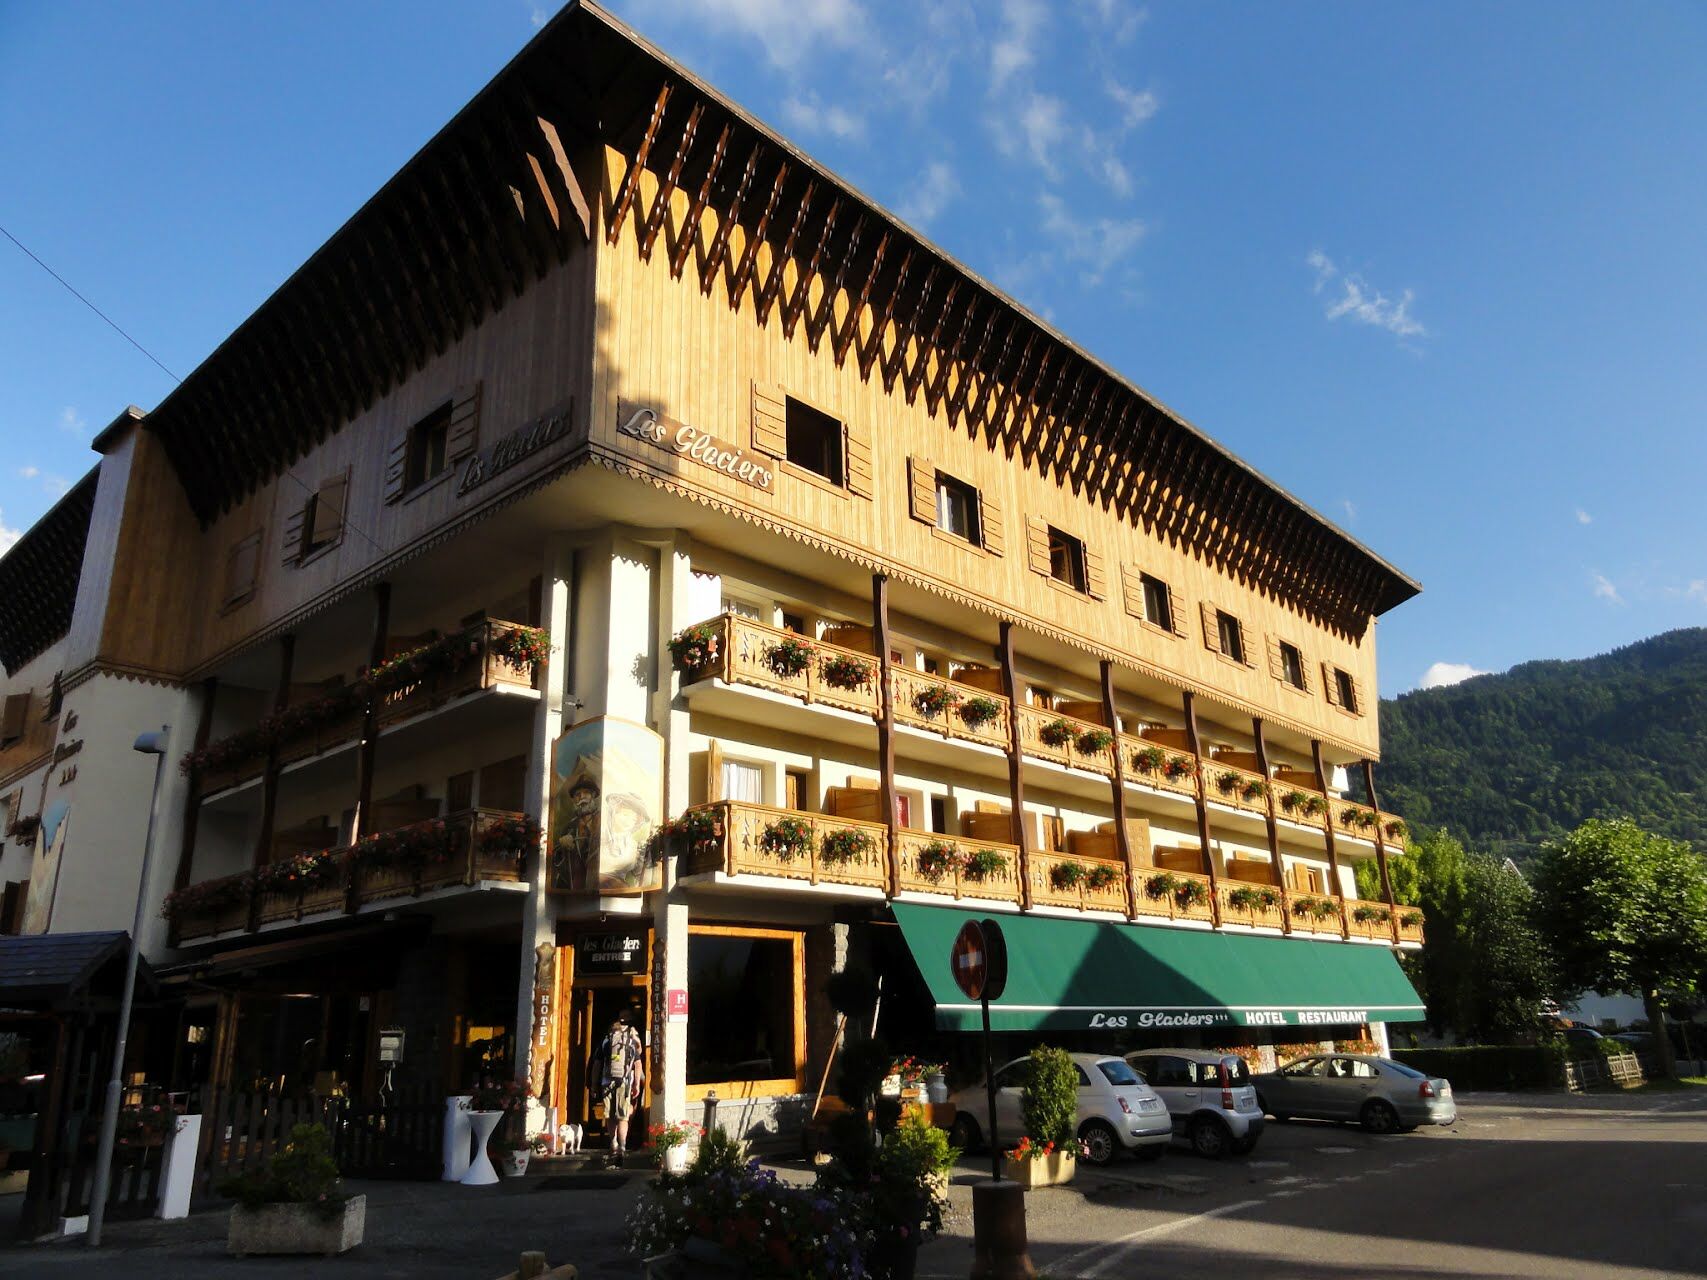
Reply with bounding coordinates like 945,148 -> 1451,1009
1047,526 -> 1086,591
785,397 -> 844,486
1216,610 -> 1246,664
1140,573 -> 1173,631
1335,668 -> 1359,713
405,404 -> 451,492
1280,642 -> 1306,689
935,473 -> 981,544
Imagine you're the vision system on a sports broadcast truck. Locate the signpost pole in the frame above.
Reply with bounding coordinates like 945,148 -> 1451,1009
981,991 -> 1000,1183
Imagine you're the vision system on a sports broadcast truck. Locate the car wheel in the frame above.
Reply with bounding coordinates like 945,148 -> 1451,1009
949,1113 -> 982,1153
1079,1120 -> 1119,1167
1189,1114 -> 1232,1159
1361,1100 -> 1400,1135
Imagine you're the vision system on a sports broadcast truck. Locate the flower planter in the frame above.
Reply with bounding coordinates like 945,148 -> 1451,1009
228,1194 -> 365,1257
1001,1151 -> 1076,1189
502,1149 -> 531,1177
661,1144 -> 689,1174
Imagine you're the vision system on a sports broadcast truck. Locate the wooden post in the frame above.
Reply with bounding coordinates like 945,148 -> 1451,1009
1250,718 -> 1286,894
348,583 -> 391,913
171,677 -> 218,894
997,622 -> 1031,909
1181,691 -> 1219,924
248,635 -> 295,931
1362,758 -> 1397,909
1100,661 -> 1138,920
1313,739 -> 1345,904
872,574 -> 900,896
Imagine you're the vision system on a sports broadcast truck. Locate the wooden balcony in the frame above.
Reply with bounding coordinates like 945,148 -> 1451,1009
681,614 -> 883,718
167,808 -> 534,942
1331,799 -> 1381,841
375,619 -> 541,726
1216,882 -> 1288,931
1273,785 -> 1330,832
1015,704 -> 1116,777
1204,760 -> 1272,818
679,799 -> 889,890
1120,735 -> 1201,800
1029,850 -> 1129,914
1131,869 -> 1217,925
890,666 -> 1012,751
1287,894 -> 1348,937
895,828 -> 1024,906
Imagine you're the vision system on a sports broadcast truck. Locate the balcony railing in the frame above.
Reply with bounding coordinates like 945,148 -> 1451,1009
1029,850 -> 1130,914
890,666 -> 1012,751
166,808 -> 535,942
679,799 -> 889,890
187,619 -> 543,796
894,829 -> 1024,906
1204,761 -> 1272,818
1016,705 -> 1116,777
681,615 -> 883,717
1216,882 -> 1289,932
1131,868 -> 1218,925
1120,735 -> 1202,800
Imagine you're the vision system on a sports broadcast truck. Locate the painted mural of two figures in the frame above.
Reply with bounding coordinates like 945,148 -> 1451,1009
546,715 -> 666,895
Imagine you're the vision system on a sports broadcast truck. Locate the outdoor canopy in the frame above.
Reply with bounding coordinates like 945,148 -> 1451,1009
892,903 -> 1425,1032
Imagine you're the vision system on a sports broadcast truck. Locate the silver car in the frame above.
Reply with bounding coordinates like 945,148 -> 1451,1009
947,1051 -> 1173,1166
1253,1053 -> 1456,1133
1125,1049 -> 1265,1158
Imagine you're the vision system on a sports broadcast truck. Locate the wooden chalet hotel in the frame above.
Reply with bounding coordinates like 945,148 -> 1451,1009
0,2 -> 1424,1153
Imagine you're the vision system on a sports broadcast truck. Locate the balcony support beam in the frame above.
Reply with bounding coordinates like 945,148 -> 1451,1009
1312,739 -> 1346,909
1181,690 -> 1219,924
351,582 -> 392,876
249,635 -> 296,931
171,677 -> 218,900
1361,758 -> 1399,923
1100,661 -> 1139,921
1251,718 -> 1289,900
872,574 -> 900,897
997,622 -> 1032,910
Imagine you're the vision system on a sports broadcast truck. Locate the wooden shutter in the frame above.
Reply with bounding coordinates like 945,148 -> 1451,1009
1349,676 -> 1366,715
224,532 -> 261,606
1236,617 -> 1257,668
907,456 -> 936,524
1166,585 -> 1188,637
1322,663 -> 1342,707
845,418 -> 873,499
1,693 -> 29,745
310,473 -> 348,547
1083,544 -> 1107,599
751,381 -> 787,458
1121,567 -> 1145,620
979,489 -> 1005,556
280,503 -> 307,566
2,791 -> 18,830
1265,634 -> 1285,681
447,381 -> 482,464
1201,602 -> 1221,654
1024,517 -> 1051,576
1297,648 -> 1313,693
383,432 -> 409,504
705,740 -> 723,803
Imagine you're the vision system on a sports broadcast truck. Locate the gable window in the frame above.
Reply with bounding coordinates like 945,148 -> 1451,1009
1141,574 -> 1173,632
405,404 -> 451,492
223,530 -> 263,609
1334,668 -> 1359,713
1216,610 -> 1246,664
935,473 -> 981,544
785,397 -> 844,486
1280,642 -> 1306,689
1048,526 -> 1086,591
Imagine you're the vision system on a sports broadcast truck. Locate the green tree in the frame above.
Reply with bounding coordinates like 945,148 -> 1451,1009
1529,818 -> 1707,1078
1454,855 -> 1558,1042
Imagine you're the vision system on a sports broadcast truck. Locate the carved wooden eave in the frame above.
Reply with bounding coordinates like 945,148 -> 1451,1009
0,471 -> 96,675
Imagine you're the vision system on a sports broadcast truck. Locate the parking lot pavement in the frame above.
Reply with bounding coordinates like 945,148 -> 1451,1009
919,1089 -> 1707,1279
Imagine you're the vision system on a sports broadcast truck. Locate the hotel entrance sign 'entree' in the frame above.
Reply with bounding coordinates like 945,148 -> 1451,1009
616,400 -> 774,491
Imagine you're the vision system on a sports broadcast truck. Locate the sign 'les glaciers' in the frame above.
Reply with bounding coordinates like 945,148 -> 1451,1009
616,400 -> 774,491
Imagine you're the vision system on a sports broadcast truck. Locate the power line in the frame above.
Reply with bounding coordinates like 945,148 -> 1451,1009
2,221 -> 387,555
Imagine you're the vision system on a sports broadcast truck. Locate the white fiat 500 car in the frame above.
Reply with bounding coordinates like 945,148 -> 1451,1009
947,1051 -> 1172,1165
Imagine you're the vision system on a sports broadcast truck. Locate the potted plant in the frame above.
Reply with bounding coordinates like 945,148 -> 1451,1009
1173,878 -> 1210,910
1004,1046 -> 1077,1189
869,1108 -> 957,1278
1038,717 -> 1075,748
1352,904 -> 1392,925
1049,860 -> 1089,890
759,816 -> 813,862
961,848 -> 1007,882
490,624 -> 551,670
1228,885 -> 1280,913
820,827 -> 874,865
1144,871 -> 1180,901
912,684 -> 959,719
1131,745 -> 1166,774
223,1124 -> 364,1257
1384,818 -> 1408,840
821,653 -> 874,691
1074,727 -> 1114,755
669,622 -> 722,676
1085,862 -> 1120,891
958,697 -> 1000,729
1215,770 -> 1241,796
765,635 -> 813,678
663,807 -> 723,857
647,1119 -> 701,1174
915,840 -> 957,883
1240,778 -> 1268,803
1400,909 -> 1424,929
1163,754 -> 1195,782
494,1131 -> 546,1177
1279,789 -> 1309,814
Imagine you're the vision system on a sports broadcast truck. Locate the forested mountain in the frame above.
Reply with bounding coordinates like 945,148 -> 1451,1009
1366,628 -> 1707,862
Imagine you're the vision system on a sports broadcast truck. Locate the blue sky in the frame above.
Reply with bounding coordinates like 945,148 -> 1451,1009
3,0 -> 1705,696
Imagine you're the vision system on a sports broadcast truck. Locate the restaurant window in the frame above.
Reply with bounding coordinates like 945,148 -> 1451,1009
935,473 -> 981,544
721,759 -> 765,805
686,926 -> 805,1094
404,403 -> 452,493
1047,526 -> 1087,592
1216,611 -> 1246,665
1280,642 -> 1306,690
785,397 -> 844,486
1141,574 -> 1173,632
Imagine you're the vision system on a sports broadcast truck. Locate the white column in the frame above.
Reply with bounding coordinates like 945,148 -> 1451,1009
1371,1020 -> 1392,1057
514,537 -> 572,1089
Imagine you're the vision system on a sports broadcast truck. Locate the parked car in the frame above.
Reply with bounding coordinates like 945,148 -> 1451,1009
947,1051 -> 1172,1165
1123,1049 -> 1264,1158
1253,1054 -> 1456,1133
1559,1025 -> 1606,1051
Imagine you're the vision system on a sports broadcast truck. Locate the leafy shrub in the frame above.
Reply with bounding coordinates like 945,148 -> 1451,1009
690,1125 -> 751,1178
219,1124 -> 347,1218
959,697 -> 1000,729
820,827 -> 875,865
1020,1046 -> 1077,1150
1392,1045 -> 1565,1092
759,816 -> 812,861
1049,860 -> 1088,890
1038,718 -> 1075,748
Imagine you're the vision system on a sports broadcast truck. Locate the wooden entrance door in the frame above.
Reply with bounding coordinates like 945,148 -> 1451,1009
562,977 -> 651,1138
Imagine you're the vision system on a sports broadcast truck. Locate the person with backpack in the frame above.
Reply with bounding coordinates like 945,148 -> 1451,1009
593,1008 -> 645,1165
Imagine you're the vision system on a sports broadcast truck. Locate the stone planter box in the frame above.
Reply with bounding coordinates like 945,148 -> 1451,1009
1001,1151 -> 1076,1189
229,1194 -> 365,1257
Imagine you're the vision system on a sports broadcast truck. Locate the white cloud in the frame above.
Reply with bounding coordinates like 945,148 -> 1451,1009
1590,571 -> 1623,605
1105,80 -> 1159,128
58,406 -> 84,436
629,0 -> 871,68
16,465 -> 67,497
780,93 -> 866,143
527,3 -> 549,27
1684,579 -> 1706,604
1420,662 -> 1491,690
896,161 -> 961,227
1080,0 -> 1144,42
1574,508 -> 1592,525
1305,251 -> 1427,341
17,466 -> 39,480
1039,192 -> 1145,285
1341,499 -> 1357,523
0,512 -> 18,558
991,0 -> 1046,88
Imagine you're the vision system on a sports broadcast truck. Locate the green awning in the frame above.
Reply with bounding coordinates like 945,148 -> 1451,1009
892,904 -> 1424,1032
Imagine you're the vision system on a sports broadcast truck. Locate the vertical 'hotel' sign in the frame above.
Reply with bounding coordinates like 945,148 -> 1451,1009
616,399 -> 773,491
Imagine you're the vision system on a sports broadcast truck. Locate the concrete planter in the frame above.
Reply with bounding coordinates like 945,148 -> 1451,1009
228,1194 -> 366,1257
1001,1151 -> 1076,1189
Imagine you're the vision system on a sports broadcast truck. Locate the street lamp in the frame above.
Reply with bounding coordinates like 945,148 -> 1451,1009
86,726 -> 169,1248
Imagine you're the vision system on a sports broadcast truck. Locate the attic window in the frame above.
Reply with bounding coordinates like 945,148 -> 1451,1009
785,398 -> 844,486
405,404 -> 452,492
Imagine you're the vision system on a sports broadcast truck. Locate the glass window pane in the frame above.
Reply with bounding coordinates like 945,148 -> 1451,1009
686,933 -> 797,1085
721,761 -> 764,804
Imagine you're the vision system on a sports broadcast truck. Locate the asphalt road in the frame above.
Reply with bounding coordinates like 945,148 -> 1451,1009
6,1090 -> 1704,1278
920,1088 -> 1707,1279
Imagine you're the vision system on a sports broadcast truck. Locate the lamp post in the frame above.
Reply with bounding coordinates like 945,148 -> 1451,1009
87,726 -> 170,1248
